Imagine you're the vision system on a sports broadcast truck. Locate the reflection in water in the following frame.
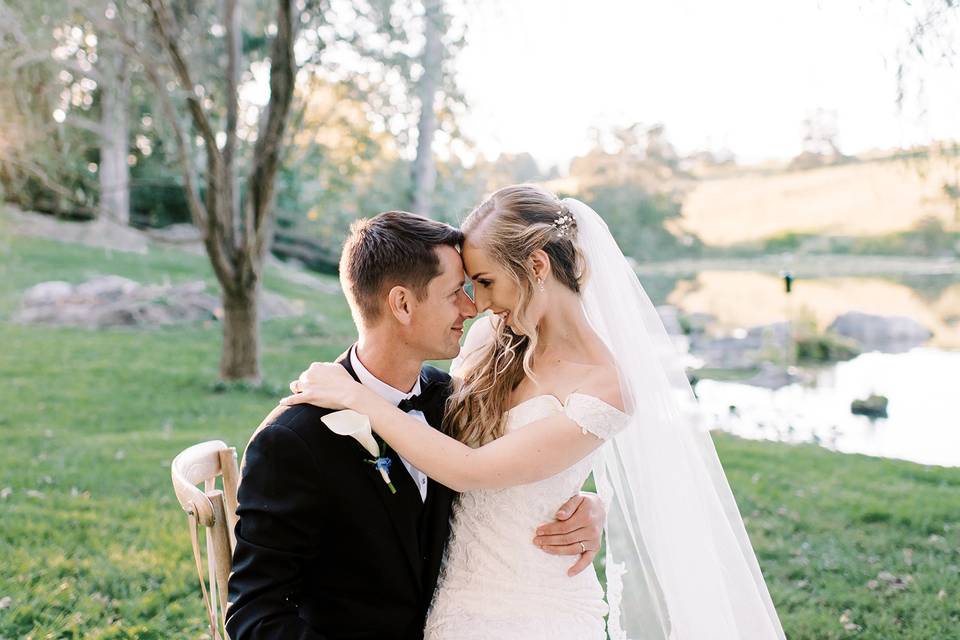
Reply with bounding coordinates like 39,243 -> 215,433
695,349 -> 960,467
667,271 -> 960,348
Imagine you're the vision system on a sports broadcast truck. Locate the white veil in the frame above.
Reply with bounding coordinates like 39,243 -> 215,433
563,197 -> 787,639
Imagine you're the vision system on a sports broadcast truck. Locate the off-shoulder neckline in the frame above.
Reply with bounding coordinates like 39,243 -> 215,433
506,392 -> 627,417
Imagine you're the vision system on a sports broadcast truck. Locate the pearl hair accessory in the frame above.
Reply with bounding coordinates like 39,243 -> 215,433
553,209 -> 575,238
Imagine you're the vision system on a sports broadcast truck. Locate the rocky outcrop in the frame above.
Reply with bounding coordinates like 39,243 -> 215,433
691,321 -> 792,370
828,312 -> 932,352
14,276 -> 301,329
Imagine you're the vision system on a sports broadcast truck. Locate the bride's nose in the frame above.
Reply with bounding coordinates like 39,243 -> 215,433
472,289 -> 490,313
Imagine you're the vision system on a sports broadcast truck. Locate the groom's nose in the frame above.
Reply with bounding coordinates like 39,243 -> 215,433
458,289 -> 477,318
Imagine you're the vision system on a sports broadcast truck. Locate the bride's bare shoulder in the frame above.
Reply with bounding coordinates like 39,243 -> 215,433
574,360 -> 625,413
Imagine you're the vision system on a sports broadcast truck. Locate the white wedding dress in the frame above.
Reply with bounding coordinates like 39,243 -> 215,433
424,393 -> 630,640
426,197 -> 786,639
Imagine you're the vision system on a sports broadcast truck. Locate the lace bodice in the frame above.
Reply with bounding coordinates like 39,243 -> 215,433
424,394 -> 629,640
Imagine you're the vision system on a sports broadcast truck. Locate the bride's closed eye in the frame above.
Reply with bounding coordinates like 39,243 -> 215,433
474,279 -> 492,288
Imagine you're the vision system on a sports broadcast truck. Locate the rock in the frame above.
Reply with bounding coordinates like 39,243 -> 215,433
691,321 -> 792,369
14,276 -> 301,328
691,335 -> 759,369
828,312 -> 932,352
75,275 -> 140,300
851,394 -> 889,418
22,281 -> 73,305
745,322 -> 792,349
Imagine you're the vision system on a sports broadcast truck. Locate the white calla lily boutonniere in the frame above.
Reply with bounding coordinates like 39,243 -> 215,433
321,410 -> 397,494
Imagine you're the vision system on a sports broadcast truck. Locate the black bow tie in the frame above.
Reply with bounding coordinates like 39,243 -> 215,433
397,394 -> 427,414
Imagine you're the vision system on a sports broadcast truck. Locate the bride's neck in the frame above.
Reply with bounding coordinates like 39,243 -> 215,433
534,289 -> 595,361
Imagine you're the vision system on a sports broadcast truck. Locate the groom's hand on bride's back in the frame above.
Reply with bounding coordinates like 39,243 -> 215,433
532,492 -> 605,577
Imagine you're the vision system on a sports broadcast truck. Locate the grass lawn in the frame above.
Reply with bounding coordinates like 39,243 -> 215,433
1,232 -> 958,639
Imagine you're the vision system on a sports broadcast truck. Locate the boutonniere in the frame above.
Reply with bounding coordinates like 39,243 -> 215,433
321,410 -> 397,494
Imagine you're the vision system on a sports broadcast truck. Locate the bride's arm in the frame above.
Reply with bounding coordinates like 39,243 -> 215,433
280,364 -> 625,492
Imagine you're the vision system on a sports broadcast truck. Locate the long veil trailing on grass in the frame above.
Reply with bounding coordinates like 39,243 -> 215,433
563,197 -> 786,640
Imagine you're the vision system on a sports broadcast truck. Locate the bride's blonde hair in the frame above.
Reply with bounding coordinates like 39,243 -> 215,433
444,184 -> 587,446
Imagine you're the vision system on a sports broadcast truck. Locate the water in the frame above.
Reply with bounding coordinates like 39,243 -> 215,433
664,270 -> 960,348
695,348 -> 960,467
653,269 -> 960,467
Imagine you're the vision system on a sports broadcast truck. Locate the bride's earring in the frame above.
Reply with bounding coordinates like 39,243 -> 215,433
537,277 -> 545,292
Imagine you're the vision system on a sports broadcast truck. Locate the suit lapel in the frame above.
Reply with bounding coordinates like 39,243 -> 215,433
340,346 -> 424,589
417,378 -> 457,599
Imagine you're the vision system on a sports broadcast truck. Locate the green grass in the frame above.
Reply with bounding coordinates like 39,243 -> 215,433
1,232 -> 958,638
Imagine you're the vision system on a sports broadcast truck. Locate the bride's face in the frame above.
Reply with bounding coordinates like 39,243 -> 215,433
461,240 -> 545,334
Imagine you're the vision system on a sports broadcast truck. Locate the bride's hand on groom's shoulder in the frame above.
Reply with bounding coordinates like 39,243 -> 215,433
279,362 -> 359,410
532,493 -> 606,577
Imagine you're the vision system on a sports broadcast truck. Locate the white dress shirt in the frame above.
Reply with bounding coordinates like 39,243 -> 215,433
350,349 -> 429,502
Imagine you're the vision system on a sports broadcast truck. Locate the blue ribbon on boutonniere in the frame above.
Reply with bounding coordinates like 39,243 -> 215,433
366,455 -> 397,494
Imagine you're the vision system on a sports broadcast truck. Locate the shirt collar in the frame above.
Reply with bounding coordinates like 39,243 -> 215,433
350,346 -> 421,406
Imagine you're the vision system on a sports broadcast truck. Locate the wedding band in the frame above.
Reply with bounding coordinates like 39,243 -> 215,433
579,542 -> 586,554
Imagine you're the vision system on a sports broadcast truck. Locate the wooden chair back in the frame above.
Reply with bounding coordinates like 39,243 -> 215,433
171,440 -> 240,640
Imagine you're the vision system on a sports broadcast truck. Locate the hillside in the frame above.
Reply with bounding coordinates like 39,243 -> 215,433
674,153 -> 960,245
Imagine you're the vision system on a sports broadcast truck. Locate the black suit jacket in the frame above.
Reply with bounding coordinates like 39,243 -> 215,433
226,351 -> 455,640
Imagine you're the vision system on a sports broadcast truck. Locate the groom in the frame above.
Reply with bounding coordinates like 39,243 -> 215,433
226,211 -> 606,639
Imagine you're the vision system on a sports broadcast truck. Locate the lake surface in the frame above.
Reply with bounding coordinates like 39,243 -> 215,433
695,349 -> 960,467
645,268 -> 960,467
664,270 -> 960,348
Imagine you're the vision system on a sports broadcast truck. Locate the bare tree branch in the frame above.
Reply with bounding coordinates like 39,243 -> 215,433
147,0 -> 239,284
66,113 -> 106,137
244,0 -> 297,264
103,8 -> 240,286
145,0 -> 220,155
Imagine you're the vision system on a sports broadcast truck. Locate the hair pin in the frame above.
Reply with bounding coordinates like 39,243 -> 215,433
553,212 -> 575,238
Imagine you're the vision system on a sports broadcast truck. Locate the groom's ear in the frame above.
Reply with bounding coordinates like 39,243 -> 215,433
386,285 -> 415,325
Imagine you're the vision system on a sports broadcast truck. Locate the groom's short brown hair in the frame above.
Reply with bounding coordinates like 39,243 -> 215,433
340,211 -> 464,326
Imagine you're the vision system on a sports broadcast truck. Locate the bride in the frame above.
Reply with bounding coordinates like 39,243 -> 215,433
281,184 -> 786,639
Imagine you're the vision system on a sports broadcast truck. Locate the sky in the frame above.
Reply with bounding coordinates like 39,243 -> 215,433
453,0 -> 960,168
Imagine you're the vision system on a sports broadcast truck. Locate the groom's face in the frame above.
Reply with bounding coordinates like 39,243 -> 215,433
406,245 -> 477,360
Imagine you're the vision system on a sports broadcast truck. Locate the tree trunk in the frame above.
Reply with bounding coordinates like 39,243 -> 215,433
99,50 -> 130,224
147,0 -> 295,382
410,0 -> 443,217
220,282 -> 261,382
